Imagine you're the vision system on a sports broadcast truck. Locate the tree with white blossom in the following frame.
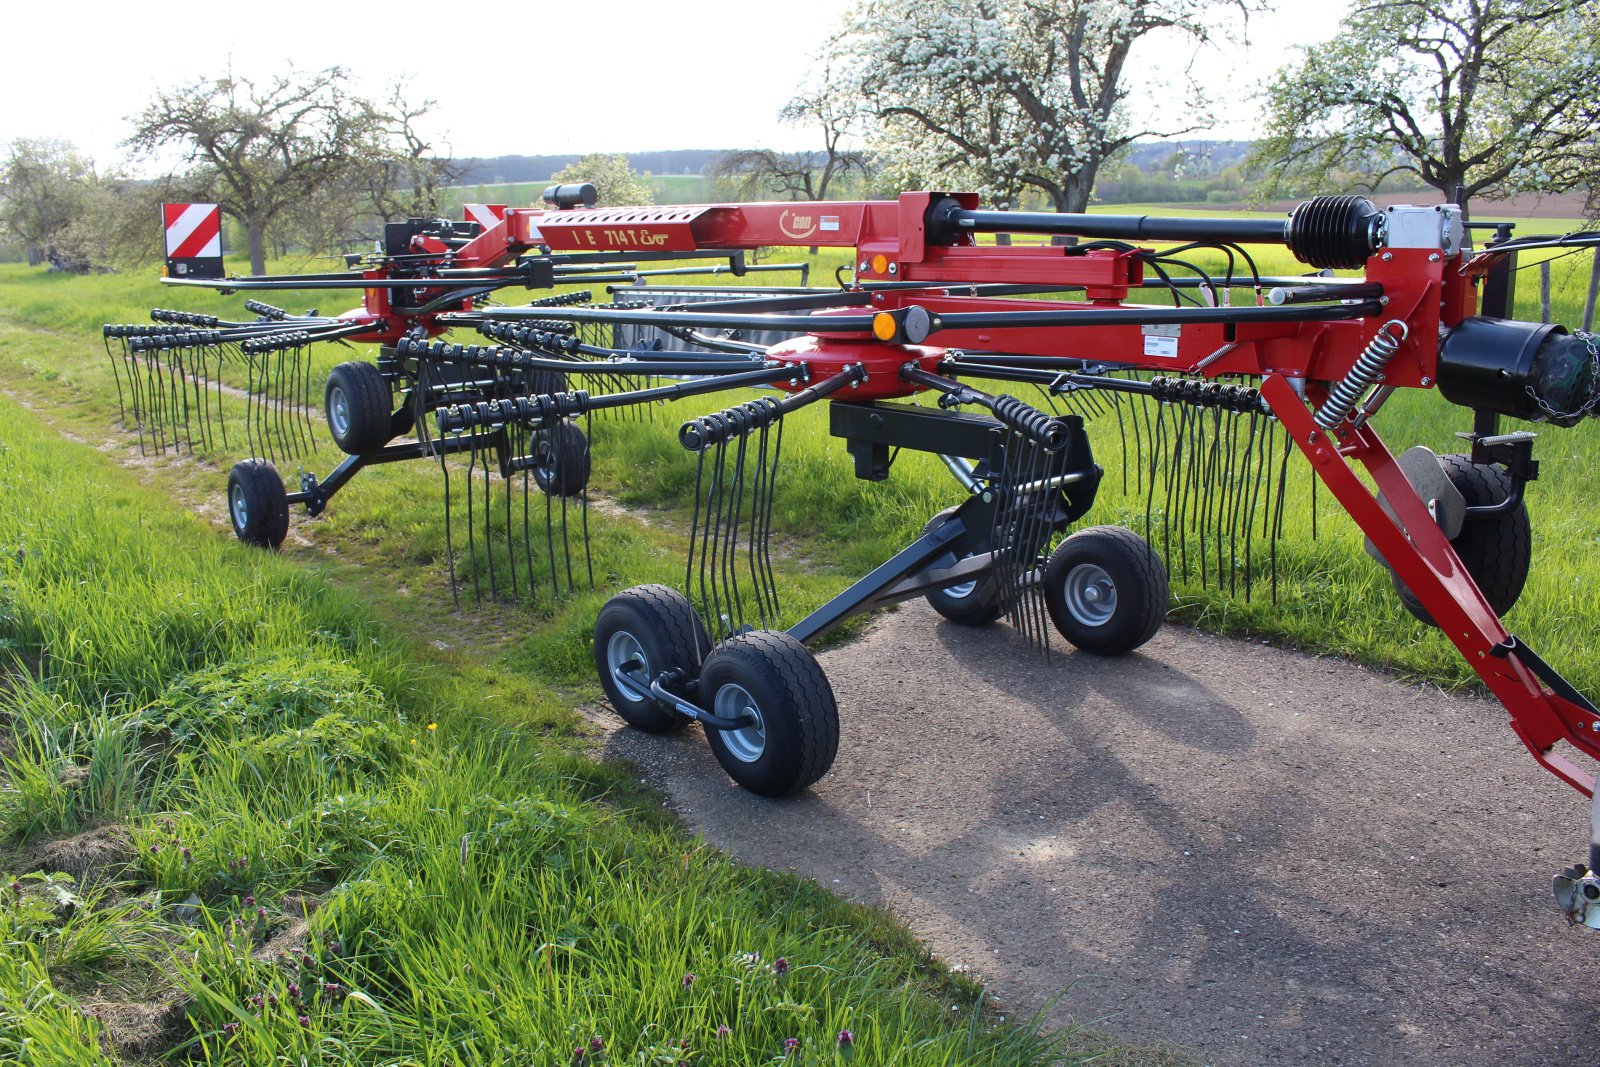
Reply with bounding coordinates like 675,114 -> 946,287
823,0 -> 1254,213
1252,1 -> 1600,216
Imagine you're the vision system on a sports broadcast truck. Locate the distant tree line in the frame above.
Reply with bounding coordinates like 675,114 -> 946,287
5,3 -> 1597,272
1,68 -> 459,274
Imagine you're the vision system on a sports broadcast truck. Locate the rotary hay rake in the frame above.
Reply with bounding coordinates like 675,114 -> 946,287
105,186 -> 1600,926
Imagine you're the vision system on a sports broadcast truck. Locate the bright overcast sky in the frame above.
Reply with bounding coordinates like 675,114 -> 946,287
2,0 -> 1350,170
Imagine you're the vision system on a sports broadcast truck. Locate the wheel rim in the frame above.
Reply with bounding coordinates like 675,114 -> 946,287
714,683 -> 766,763
933,550 -> 978,600
606,630 -> 649,703
329,385 -> 350,437
1062,563 -> 1117,626
230,485 -> 249,530
533,431 -> 558,484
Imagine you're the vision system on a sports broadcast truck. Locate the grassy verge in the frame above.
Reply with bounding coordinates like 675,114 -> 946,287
0,394 -> 1093,1064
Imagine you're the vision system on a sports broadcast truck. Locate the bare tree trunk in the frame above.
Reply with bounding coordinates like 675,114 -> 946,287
247,219 -> 267,276
1540,261 -> 1552,324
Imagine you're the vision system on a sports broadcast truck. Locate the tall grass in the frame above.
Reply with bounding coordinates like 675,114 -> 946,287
0,395 -> 1084,1063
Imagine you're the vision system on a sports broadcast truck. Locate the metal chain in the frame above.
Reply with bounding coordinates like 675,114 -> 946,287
1526,330 -> 1600,422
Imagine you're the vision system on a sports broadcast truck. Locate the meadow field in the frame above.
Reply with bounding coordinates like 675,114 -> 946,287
0,200 -> 1595,1063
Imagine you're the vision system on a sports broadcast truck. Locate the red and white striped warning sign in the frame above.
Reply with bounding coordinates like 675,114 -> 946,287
462,204 -> 508,231
163,203 -> 222,260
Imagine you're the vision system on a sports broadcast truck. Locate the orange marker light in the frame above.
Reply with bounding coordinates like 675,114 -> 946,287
871,312 -> 898,342
870,254 -> 889,275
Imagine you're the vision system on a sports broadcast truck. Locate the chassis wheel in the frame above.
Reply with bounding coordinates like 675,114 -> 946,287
227,460 -> 289,549
699,631 -> 840,797
531,421 -> 591,497
594,585 -> 711,734
1043,525 -> 1168,655
1394,453 -> 1531,625
326,361 -> 394,455
921,507 -> 1002,626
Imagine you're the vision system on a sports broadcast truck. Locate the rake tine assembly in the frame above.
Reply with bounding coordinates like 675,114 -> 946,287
115,186 -> 1600,921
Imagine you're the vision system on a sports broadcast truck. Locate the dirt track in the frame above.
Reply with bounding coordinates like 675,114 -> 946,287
589,602 -> 1600,1066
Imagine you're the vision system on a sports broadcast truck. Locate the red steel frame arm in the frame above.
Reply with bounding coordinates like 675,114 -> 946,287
1262,374 -> 1599,796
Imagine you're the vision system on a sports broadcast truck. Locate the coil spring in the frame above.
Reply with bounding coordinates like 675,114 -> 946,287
128,330 -> 222,351
104,323 -> 171,338
399,337 -> 545,370
245,300 -> 287,320
991,395 -> 1068,451
679,398 -> 783,451
476,320 -> 581,351
1148,377 -> 1265,413
525,290 -> 594,308
240,331 -> 310,354
151,308 -> 219,327
1313,320 -> 1408,431
434,390 -> 591,434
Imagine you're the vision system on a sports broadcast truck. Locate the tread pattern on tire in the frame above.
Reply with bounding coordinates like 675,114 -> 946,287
593,584 -> 709,734
703,630 -> 839,796
1044,525 -> 1167,655
228,459 -> 289,549
327,362 -> 394,455
1395,453 -> 1531,625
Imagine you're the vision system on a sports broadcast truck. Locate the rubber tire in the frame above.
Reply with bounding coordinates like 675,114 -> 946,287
1393,454 -> 1531,626
921,507 -> 1002,626
531,421 -> 592,497
699,631 -> 840,797
227,460 -> 289,549
325,361 -> 394,455
593,585 -> 711,734
1042,525 -> 1168,655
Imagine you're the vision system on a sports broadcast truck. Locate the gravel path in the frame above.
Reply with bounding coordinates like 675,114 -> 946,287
589,602 -> 1600,1066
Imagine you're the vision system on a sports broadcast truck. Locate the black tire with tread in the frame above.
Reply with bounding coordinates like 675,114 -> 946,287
593,585 -> 710,734
532,421 -> 591,497
325,361 -> 394,455
1042,525 -> 1168,655
921,506 -> 1003,626
1394,453 -> 1531,625
700,630 -> 840,797
227,459 -> 289,549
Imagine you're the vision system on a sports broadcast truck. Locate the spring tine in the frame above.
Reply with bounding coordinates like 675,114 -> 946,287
760,418 -> 785,626
215,343 -> 232,452
544,459 -> 559,600
105,335 -> 128,426
466,434 -> 482,605
521,436 -> 536,605
686,439 -> 707,614
273,349 -> 291,463
503,434 -> 517,601
176,348 -> 194,454
1145,399 -> 1164,562
561,428 -> 578,594
440,432 -> 460,612
483,442 -> 498,601
287,345 -> 308,458
1169,404 -> 1190,583
581,413 -> 594,590
745,420 -> 770,625
724,431 -> 749,627
1270,430 -> 1294,605
1111,389 -> 1131,495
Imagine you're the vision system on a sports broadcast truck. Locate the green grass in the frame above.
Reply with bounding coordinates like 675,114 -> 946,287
0,394 -> 1094,1064
0,212 -> 1596,1063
